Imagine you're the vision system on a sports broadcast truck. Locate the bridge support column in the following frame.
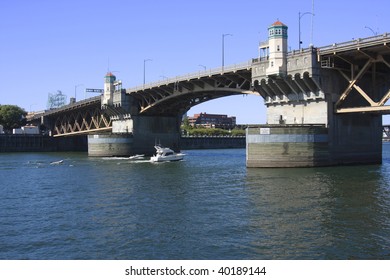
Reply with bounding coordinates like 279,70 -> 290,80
328,113 -> 382,165
87,115 -> 181,157
88,134 -> 134,157
246,113 -> 383,168
246,125 -> 330,167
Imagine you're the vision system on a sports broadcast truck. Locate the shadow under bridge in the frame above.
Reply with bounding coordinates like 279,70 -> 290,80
127,67 -> 257,116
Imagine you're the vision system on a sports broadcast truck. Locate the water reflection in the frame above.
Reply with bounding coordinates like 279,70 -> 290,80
245,165 -> 390,259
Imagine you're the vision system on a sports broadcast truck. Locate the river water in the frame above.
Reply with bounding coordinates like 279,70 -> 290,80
1,145 -> 390,260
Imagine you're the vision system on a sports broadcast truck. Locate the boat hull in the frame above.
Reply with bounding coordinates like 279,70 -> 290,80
150,154 -> 184,162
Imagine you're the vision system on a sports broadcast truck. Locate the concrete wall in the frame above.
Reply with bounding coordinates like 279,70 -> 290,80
267,101 -> 328,125
88,134 -> 134,156
246,119 -> 383,167
181,136 -> 245,149
88,115 -> 181,157
131,115 -> 181,155
246,125 -> 330,167
329,113 -> 382,165
0,135 -> 87,153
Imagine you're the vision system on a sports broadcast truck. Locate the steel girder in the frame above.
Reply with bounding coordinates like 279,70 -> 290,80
320,43 -> 390,114
51,104 -> 112,137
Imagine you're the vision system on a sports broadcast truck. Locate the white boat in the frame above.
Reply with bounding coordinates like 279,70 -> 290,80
150,145 -> 185,162
50,160 -> 63,165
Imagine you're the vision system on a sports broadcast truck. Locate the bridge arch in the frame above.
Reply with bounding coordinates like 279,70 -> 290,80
136,88 -> 257,116
127,67 -> 256,117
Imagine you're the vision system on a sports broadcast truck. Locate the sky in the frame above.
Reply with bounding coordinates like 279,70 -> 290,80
1,0 -> 390,124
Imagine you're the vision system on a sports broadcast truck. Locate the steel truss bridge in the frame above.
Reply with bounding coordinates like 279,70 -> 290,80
318,34 -> 390,114
30,33 -> 390,137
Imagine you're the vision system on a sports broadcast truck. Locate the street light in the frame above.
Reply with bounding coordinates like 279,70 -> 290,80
29,103 -> 36,112
365,26 -> 378,36
199,64 -> 206,71
74,84 -> 83,101
299,11 -> 314,49
222,33 -> 232,71
143,59 -> 152,85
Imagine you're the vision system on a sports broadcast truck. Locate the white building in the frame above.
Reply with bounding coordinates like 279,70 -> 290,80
12,125 -> 40,135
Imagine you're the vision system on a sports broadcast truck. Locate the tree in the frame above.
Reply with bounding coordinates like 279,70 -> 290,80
0,105 -> 27,131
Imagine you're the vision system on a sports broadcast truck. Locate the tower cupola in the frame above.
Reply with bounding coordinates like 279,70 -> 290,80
266,20 -> 288,77
102,72 -> 116,107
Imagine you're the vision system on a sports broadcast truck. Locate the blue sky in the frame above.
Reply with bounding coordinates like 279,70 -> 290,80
1,0 -> 389,124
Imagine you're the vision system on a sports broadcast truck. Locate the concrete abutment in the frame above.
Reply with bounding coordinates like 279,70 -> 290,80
246,114 -> 382,167
88,115 -> 181,157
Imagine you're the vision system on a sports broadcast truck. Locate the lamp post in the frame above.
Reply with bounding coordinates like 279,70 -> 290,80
199,64 -> 206,71
143,59 -> 152,85
74,84 -> 83,101
299,11 -> 314,49
222,33 -> 232,71
365,26 -> 377,36
29,103 -> 36,112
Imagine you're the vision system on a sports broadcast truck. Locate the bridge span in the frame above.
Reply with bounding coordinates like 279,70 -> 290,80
30,20 -> 390,167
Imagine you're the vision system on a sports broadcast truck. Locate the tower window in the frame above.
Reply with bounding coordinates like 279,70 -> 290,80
277,45 -> 280,51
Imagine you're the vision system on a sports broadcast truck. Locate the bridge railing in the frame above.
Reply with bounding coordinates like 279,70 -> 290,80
127,60 -> 252,93
43,95 -> 101,116
317,33 -> 390,55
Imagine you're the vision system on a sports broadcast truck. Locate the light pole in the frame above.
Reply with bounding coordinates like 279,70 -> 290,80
299,11 -> 314,49
74,84 -> 83,101
143,59 -> 152,85
29,103 -> 36,112
199,64 -> 206,71
222,33 -> 232,71
365,26 -> 377,36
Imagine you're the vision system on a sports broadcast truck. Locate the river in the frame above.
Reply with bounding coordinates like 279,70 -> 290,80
1,145 -> 390,259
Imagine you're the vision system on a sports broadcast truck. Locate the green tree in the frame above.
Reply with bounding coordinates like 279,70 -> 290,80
0,105 -> 27,131
231,127 -> 246,136
182,116 -> 190,129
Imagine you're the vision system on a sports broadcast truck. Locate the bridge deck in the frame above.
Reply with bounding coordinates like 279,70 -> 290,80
317,33 -> 390,55
127,61 -> 253,93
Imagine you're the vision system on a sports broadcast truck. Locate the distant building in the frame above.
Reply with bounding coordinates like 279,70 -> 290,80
12,125 -> 40,135
187,112 -> 236,129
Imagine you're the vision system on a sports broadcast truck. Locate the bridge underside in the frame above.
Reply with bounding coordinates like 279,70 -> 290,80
320,39 -> 390,114
253,72 -> 323,105
129,68 -> 256,116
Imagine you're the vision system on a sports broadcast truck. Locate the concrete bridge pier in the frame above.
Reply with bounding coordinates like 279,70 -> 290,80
87,115 -> 181,157
246,114 -> 383,168
328,110 -> 383,165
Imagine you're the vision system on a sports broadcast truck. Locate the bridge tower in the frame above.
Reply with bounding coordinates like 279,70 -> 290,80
102,72 -> 116,107
266,20 -> 288,77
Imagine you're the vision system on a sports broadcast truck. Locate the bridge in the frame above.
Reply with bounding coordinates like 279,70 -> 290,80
30,21 -> 390,167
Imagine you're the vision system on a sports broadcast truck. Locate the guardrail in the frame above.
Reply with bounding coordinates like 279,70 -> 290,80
127,60 -> 252,93
317,33 -> 390,55
43,95 -> 101,116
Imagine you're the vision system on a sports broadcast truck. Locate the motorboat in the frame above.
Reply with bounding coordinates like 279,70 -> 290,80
150,145 -> 185,162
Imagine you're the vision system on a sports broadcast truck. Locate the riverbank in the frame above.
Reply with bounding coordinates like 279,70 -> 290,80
0,134 -> 87,153
0,134 -> 245,153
